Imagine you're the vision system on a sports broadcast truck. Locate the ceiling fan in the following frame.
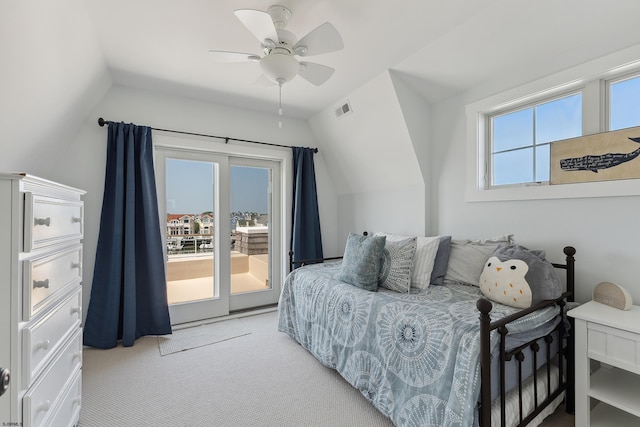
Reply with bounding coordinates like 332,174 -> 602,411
209,5 -> 344,88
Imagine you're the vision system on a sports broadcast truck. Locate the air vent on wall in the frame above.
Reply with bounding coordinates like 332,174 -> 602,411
335,100 -> 352,118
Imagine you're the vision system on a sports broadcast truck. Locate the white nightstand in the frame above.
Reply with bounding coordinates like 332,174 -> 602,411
568,300 -> 640,426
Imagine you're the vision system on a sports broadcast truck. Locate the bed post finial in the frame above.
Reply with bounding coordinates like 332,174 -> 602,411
288,250 -> 294,272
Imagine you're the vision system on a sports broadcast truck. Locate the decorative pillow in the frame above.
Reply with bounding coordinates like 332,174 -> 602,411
337,233 -> 386,291
429,236 -> 452,286
375,232 -> 440,289
378,237 -> 417,293
443,235 -> 514,287
479,244 -> 562,309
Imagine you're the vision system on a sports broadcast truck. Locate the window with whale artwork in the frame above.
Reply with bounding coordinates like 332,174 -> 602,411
465,54 -> 640,202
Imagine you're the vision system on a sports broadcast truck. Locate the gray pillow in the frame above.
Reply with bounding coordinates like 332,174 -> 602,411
443,235 -> 514,287
479,244 -> 562,308
337,233 -> 386,291
378,237 -> 417,293
429,236 -> 452,286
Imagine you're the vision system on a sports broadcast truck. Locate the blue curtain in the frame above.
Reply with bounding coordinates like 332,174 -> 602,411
84,122 -> 171,349
291,147 -> 323,268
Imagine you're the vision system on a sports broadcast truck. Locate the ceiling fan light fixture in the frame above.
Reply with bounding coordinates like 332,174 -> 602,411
260,53 -> 299,84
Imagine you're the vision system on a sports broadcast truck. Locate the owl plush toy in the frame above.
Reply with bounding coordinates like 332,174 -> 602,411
479,244 -> 562,309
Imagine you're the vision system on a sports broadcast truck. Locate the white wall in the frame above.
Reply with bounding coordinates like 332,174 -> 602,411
309,71 -> 426,251
0,0 -> 110,177
431,48 -> 640,304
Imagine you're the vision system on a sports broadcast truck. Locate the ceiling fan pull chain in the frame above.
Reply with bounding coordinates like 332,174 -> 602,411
278,82 -> 283,128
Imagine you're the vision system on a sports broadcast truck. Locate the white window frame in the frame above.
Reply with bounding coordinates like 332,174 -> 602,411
605,71 -> 640,131
466,45 -> 640,202
487,90 -> 584,189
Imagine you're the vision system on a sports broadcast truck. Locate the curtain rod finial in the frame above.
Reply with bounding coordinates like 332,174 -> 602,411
98,117 -> 107,127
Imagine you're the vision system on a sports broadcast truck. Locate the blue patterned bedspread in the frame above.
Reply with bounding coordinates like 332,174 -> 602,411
277,262 -> 558,427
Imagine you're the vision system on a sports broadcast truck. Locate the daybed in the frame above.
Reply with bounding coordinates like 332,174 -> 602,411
278,233 -> 575,427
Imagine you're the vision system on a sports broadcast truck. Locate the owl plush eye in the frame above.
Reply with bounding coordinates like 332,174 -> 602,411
487,262 -> 492,267
510,265 -> 516,270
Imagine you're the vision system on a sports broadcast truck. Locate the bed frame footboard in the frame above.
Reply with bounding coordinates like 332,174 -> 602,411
477,246 -> 575,426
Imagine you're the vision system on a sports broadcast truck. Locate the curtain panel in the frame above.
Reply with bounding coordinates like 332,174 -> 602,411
84,122 -> 171,348
291,147 -> 323,268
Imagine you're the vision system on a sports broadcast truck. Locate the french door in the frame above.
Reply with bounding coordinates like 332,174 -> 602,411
155,146 -> 282,325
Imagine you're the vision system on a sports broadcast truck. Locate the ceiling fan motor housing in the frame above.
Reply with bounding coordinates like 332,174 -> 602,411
267,5 -> 291,29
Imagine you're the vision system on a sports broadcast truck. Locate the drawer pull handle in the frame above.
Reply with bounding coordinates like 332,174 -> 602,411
70,306 -> 81,315
71,262 -> 81,269
72,217 -> 82,223
33,279 -> 50,289
34,217 -> 51,227
73,397 -> 81,406
72,352 -> 82,362
37,400 -> 51,412
35,340 -> 50,351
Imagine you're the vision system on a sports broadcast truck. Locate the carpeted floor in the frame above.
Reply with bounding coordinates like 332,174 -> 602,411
80,310 -> 574,426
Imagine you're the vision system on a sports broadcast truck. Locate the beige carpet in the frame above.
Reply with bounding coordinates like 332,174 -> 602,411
157,318 -> 250,356
80,311 -> 573,426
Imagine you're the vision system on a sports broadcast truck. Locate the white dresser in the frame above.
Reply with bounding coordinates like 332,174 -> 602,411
0,174 -> 85,427
569,300 -> 640,426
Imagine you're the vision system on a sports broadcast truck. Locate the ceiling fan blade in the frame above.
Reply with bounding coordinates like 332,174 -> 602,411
298,62 -> 335,86
234,9 -> 279,45
294,22 -> 344,56
209,50 -> 260,63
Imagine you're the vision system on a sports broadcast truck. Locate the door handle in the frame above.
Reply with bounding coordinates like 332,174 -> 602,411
0,367 -> 9,397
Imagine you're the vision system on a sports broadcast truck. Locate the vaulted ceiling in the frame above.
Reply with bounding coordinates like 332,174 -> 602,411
82,0 -> 640,118
3,0 -> 640,156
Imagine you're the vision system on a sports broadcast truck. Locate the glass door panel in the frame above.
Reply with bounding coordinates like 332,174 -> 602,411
229,158 -> 281,311
230,165 -> 271,295
165,158 -> 215,304
155,148 -> 231,325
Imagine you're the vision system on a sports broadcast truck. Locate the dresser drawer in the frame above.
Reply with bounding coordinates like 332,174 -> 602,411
46,369 -> 81,427
24,193 -> 83,252
23,245 -> 82,320
22,289 -> 82,387
588,321 -> 640,375
23,330 -> 82,427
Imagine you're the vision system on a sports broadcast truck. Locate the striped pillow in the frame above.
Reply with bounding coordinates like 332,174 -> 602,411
375,233 -> 440,289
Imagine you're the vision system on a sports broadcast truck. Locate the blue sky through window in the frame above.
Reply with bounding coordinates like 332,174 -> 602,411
610,77 -> 640,131
166,159 -> 268,214
492,93 -> 583,185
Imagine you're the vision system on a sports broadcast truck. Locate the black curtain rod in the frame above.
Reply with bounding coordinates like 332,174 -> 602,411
97,118 -> 318,153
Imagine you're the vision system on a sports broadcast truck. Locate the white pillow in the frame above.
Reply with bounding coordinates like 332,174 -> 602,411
375,232 -> 440,289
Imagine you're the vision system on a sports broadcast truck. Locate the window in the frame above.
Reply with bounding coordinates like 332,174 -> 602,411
608,74 -> 640,131
490,93 -> 582,187
466,50 -> 640,202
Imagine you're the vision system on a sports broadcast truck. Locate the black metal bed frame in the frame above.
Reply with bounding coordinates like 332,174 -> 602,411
288,243 -> 576,426
477,246 -> 575,426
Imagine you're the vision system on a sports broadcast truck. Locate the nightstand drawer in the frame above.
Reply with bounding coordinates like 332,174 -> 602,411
588,322 -> 640,376
22,289 -> 82,387
24,193 -> 83,252
23,245 -> 83,321
23,330 -> 82,427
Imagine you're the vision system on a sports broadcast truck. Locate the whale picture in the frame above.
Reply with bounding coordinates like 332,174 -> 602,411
550,126 -> 640,184
559,136 -> 640,173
